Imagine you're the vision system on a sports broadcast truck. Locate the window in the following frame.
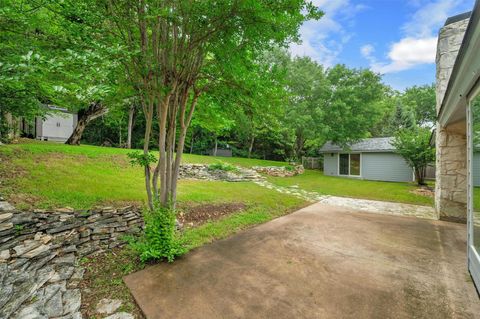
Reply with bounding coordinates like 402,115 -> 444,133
338,153 -> 361,176
339,154 -> 349,175
350,154 -> 360,176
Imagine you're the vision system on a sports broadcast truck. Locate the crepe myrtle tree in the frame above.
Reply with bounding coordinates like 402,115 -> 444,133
392,127 -> 435,186
101,0 -> 323,210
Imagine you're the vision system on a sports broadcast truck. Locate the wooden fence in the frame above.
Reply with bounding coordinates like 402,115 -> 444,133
301,156 -> 322,170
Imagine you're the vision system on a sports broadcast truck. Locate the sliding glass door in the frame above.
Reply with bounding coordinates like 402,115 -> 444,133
468,93 -> 480,289
339,154 -> 349,175
338,154 -> 361,177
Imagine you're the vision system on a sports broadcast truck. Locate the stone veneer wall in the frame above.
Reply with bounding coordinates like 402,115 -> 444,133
435,17 -> 469,222
0,206 -> 143,319
435,122 -> 467,221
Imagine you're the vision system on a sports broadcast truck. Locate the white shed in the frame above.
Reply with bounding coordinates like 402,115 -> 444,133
35,107 -> 77,142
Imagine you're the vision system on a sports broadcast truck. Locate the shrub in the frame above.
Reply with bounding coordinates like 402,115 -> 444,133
284,165 -> 295,172
129,205 -> 186,263
392,127 -> 435,186
208,162 -> 238,172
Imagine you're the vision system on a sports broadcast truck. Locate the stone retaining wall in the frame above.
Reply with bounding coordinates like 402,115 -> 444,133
179,164 -> 262,181
0,206 -> 144,319
252,165 -> 304,177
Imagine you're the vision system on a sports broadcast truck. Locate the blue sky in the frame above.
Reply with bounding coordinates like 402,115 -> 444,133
290,0 -> 475,91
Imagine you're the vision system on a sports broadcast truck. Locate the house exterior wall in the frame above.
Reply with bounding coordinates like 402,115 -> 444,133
435,18 -> 469,222
361,153 -> 414,182
323,153 -> 338,176
323,152 -> 414,182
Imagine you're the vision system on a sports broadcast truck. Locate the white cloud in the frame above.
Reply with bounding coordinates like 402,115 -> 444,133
289,0 -> 366,67
360,44 -> 375,58
364,0 -> 463,74
402,0 -> 461,37
370,37 -> 437,73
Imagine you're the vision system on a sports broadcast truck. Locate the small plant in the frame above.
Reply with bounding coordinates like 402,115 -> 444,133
14,224 -> 24,233
208,162 -> 238,172
128,204 -> 186,263
284,165 -> 295,172
127,151 -> 157,168
122,262 -> 135,275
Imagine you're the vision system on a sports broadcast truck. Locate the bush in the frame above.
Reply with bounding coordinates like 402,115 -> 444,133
129,205 -> 186,263
208,162 -> 238,172
392,127 -> 435,186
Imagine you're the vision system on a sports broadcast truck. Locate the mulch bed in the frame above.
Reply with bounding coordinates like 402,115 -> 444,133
79,247 -> 145,319
410,186 -> 435,198
177,202 -> 247,227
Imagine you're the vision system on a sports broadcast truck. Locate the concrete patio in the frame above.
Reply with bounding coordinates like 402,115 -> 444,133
125,203 -> 480,318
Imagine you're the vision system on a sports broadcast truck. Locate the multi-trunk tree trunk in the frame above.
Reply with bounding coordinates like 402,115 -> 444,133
126,105 -> 136,149
415,166 -> 427,186
66,102 -> 106,145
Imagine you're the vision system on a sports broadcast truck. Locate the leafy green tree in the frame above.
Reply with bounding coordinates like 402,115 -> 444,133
98,0 -> 322,209
401,84 -> 436,127
189,87 -> 236,155
322,65 -> 389,147
392,127 -> 435,185
0,0 -> 55,140
0,0 -> 125,144
47,48 -> 124,145
284,55 -> 328,159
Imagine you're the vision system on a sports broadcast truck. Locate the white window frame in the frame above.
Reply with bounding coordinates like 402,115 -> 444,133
467,84 -> 480,289
337,153 -> 362,177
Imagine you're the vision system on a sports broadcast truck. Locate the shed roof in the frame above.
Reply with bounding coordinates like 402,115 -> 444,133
319,137 -> 396,153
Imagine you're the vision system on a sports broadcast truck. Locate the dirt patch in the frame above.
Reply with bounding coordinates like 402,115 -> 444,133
7,193 -> 42,209
178,202 -> 247,227
410,186 -> 435,198
79,247 -> 145,319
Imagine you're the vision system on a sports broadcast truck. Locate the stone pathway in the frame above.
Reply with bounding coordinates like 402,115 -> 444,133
253,180 -> 436,220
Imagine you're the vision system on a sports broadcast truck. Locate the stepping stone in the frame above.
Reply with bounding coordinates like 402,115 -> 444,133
96,298 -> 122,315
103,312 -> 134,319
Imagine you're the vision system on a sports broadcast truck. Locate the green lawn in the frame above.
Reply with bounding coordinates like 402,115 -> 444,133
267,170 -> 434,206
1,140 -> 306,253
1,139 -> 286,167
0,140 -> 296,210
0,140 -> 433,209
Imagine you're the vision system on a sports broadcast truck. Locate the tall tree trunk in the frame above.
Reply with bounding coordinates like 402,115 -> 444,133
295,133 -> 305,161
142,97 -> 155,211
66,102 -> 107,145
119,126 -> 122,146
213,136 -> 218,156
170,92 -> 199,207
248,135 -> 255,158
189,132 -> 195,154
127,105 -> 136,149
4,113 -> 17,141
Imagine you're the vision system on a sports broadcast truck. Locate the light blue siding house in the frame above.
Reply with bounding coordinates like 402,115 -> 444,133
319,137 -> 414,183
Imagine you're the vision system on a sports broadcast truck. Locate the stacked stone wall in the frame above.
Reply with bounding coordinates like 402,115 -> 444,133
0,206 -> 143,319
